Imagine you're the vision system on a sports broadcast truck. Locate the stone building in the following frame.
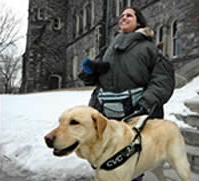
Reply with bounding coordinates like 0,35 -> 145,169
21,0 -> 199,92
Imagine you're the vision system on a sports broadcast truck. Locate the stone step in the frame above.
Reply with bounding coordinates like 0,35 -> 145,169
175,114 -> 199,129
184,96 -> 199,113
181,128 -> 199,174
181,128 -> 199,146
186,145 -> 199,174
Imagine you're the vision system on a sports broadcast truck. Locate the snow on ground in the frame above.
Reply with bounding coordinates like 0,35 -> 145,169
0,90 -> 94,180
165,76 -> 199,126
0,76 -> 199,180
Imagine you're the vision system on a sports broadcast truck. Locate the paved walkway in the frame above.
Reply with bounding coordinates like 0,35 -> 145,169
1,167 -> 199,181
143,168 -> 199,181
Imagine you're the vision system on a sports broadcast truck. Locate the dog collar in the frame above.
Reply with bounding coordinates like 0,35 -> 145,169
92,127 -> 142,171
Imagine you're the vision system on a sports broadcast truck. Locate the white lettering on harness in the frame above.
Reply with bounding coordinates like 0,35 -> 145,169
106,154 -> 123,167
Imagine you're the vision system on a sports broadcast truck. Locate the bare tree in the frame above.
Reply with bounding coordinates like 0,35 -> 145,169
0,4 -> 22,54
0,3 -> 23,93
0,54 -> 21,93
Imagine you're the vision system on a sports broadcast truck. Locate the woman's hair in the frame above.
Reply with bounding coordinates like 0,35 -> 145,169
123,7 -> 147,28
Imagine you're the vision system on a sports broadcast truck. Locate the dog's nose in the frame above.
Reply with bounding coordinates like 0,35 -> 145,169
44,134 -> 56,148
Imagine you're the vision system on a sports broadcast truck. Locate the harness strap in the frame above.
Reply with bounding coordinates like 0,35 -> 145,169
91,105 -> 158,171
138,104 -> 157,131
132,127 -> 142,164
99,128 -> 142,170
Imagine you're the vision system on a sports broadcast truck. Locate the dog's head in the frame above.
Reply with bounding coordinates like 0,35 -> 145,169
44,105 -> 108,157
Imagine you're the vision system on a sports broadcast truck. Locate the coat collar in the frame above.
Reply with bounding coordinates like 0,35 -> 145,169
113,27 -> 154,51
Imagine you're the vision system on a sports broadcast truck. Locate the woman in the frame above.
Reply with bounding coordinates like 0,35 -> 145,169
79,7 -> 175,181
79,7 -> 174,119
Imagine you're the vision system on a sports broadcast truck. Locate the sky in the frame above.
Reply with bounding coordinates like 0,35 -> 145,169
0,75 -> 199,180
0,0 -> 29,55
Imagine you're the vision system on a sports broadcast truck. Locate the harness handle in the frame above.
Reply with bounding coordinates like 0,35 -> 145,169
123,103 -> 157,132
138,104 -> 157,132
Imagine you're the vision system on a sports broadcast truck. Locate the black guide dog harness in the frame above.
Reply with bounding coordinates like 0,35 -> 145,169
91,115 -> 149,170
91,105 -> 156,170
100,126 -> 142,170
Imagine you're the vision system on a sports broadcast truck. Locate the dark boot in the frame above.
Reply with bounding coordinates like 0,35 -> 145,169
132,174 -> 144,181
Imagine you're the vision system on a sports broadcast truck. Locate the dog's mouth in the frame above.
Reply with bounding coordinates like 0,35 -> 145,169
53,141 -> 79,156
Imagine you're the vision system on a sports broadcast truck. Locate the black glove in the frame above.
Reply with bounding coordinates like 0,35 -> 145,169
82,58 -> 110,75
136,99 -> 158,118
78,71 -> 98,86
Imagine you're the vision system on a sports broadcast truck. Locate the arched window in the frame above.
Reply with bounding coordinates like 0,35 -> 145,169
84,2 -> 92,31
76,1 -> 94,35
171,20 -> 178,57
156,25 -> 164,51
79,10 -> 84,34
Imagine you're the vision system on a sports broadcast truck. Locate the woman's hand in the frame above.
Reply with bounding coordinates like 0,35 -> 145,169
82,58 -> 110,75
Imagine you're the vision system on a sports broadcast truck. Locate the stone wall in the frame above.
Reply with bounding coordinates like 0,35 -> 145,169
22,0 -> 199,92
22,0 -> 68,92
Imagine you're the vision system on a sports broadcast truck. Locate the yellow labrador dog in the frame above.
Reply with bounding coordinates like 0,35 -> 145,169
44,105 -> 191,181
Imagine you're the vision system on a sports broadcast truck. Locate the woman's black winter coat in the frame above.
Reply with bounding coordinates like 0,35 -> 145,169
79,28 -> 175,118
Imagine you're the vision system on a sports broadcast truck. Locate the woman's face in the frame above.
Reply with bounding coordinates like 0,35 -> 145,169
119,8 -> 140,33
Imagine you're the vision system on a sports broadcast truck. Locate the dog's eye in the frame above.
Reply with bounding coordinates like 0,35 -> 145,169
70,119 -> 80,125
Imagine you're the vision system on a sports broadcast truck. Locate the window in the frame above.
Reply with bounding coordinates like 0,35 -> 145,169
114,0 -> 120,17
112,0 -> 122,17
119,1 -> 123,14
171,20 -> 178,57
79,10 -> 84,34
96,25 -> 105,52
123,0 -> 132,8
84,3 -> 92,30
75,1 -> 94,35
112,0 -> 117,17
123,0 -> 128,8
72,56 -> 78,80
37,8 -> 46,21
156,25 -> 164,51
75,15 -> 79,36
129,0 -> 134,6
51,17 -> 62,31
30,7 -> 47,22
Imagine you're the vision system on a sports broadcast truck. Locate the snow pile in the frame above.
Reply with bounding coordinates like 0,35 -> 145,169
1,76 -> 199,180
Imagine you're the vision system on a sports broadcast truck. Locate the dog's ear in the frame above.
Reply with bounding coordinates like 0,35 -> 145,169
92,111 -> 107,138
